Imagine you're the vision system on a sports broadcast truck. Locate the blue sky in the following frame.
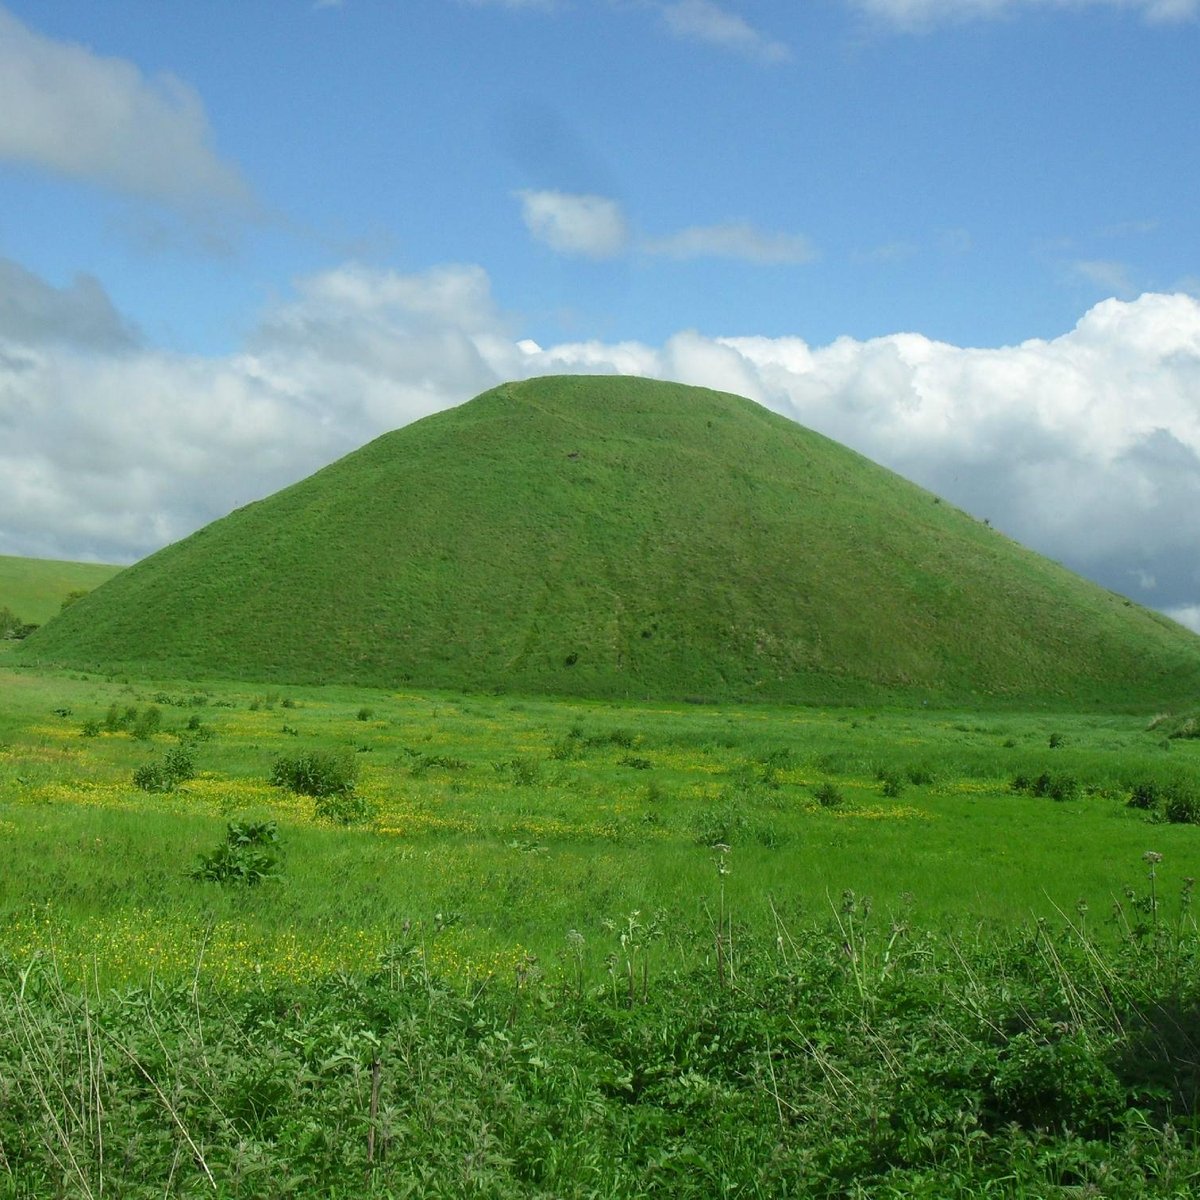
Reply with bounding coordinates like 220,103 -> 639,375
2,0 -> 1200,629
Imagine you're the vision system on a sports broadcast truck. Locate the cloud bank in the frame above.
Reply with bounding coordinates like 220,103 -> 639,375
3,256 -> 1199,631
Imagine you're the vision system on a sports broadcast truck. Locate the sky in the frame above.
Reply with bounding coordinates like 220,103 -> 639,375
1,0 -> 1199,631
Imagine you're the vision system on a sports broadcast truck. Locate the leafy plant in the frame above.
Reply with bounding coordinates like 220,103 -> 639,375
812,781 -> 844,808
269,750 -> 358,798
132,744 -> 196,793
190,820 -> 280,885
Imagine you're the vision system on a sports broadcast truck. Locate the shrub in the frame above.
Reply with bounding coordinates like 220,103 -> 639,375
619,755 -> 653,770
1162,783 -> 1200,825
80,719 -> 101,738
493,756 -> 542,786
133,706 -> 162,741
314,790 -> 375,825
692,804 -> 747,847
812,782 -> 844,808
1048,732 -> 1065,749
132,744 -> 196,793
356,707 -> 374,722
1127,781 -> 1161,810
190,821 -> 280,885
1013,771 -> 1081,802
880,771 -> 905,798
269,751 -> 358,798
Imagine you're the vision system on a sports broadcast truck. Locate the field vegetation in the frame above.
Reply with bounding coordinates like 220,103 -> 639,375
3,663 -> 1200,1195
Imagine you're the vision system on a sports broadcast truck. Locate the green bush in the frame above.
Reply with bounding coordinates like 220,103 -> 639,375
812,781 -> 844,808
132,744 -> 196,793
269,751 -> 358,798
1127,781 -> 1161,810
692,804 -> 747,847
133,706 -> 162,741
190,820 -> 280,885
1162,782 -> 1200,825
314,790 -> 375,825
1012,771 -> 1080,802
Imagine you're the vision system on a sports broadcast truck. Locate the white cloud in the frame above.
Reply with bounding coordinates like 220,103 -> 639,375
660,0 -> 790,62
516,190 -> 631,258
5,256 -> 1200,631
644,222 -> 815,265
852,0 -> 1197,27
0,6 -> 253,213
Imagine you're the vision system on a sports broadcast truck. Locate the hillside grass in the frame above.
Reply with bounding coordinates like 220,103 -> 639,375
3,665 -> 1200,1195
0,553 -> 120,625
20,375 -> 1200,707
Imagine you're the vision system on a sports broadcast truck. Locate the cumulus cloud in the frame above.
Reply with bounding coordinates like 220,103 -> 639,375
5,255 -> 1200,632
516,189 -> 631,258
852,0 -> 1198,27
644,222 -> 815,264
660,0 -> 790,62
0,6 -> 254,213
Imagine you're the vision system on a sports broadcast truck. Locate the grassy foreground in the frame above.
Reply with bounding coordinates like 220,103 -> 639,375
2,665 -> 1199,1194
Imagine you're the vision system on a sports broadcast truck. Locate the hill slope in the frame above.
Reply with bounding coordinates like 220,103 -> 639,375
0,555 -> 122,626
18,375 -> 1200,705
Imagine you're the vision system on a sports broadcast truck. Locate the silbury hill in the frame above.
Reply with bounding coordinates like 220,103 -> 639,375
18,375 -> 1200,706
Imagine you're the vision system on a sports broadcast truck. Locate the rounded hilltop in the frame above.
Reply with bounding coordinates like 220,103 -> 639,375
19,375 -> 1200,706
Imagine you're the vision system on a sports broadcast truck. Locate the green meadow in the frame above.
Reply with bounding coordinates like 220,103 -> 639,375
2,665 -> 1197,986
4,660 -> 1200,1196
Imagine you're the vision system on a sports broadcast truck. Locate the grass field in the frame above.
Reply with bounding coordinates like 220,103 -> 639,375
0,553 -> 120,626
3,664 -> 1200,1195
2,664 -> 1198,987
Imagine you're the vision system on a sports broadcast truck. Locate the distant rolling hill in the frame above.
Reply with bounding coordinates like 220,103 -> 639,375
17,375 -> 1200,706
0,554 -> 121,627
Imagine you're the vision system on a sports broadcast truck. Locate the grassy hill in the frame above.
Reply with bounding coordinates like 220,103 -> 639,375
0,554 -> 121,626
17,375 -> 1200,706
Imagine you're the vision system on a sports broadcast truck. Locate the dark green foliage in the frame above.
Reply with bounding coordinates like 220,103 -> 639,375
132,744 -> 196,793
5,911 -> 1200,1197
0,605 -> 38,639
618,754 -> 652,770
20,375 -> 1200,706
132,705 -> 161,740
1049,731 -> 1065,748
1128,780 -> 1162,809
692,803 -> 747,846
880,770 -> 906,797
494,756 -> 542,786
1011,771 -> 1081,801
269,750 -> 357,798
355,706 -> 373,721
313,789 -> 374,826
1162,783 -> 1200,825
189,820 -> 280,885
812,781 -> 844,808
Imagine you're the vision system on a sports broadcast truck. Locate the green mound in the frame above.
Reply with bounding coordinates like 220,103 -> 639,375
0,554 -> 121,627
18,376 -> 1200,705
